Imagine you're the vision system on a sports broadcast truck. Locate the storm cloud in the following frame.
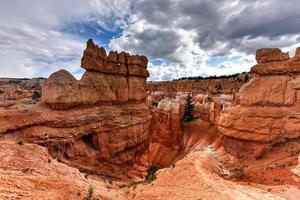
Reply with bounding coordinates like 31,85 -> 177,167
0,0 -> 300,80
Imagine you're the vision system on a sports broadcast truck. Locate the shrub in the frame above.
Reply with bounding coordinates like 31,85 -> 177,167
231,167 -> 244,179
145,165 -> 158,182
207,94 -> 214,102
182,93 -> 194,122
32,91 -> 41,100
84,185 -> 95,200
16,140 -> 23,145
214,84 -> 222,94
152,101 -> 158,107
79,168 -> 88,173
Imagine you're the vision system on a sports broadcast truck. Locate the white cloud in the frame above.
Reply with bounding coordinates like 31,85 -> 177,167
0,0 -> 132,78
1,0 -> 300,80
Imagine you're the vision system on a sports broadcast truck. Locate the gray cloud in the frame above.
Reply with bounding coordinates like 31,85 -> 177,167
0,0 -> 132,78
1,0 -> 300,80
116,0 -> 300,57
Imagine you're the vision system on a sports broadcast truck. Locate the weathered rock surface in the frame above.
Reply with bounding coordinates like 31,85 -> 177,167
147,91 -> 223,167
0,39 -> 151,180
252,48 -> 300,75
147,72 -> 251,94
0,78 -> 43,108
219,48 -> 300,144
292,155 -> 300,177
128,148 -> 290,200
43,39 -> 149,109
0,94 -> 151,181
2,41 -> 300,199
255,48 -> 289,63
0,141 -> 125,200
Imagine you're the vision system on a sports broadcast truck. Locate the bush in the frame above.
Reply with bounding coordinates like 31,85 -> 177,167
231,167 -> 244,179
16,140 -> 23,145
182,93 -> 194,122
32,91 -> 41,100
84,185 -> 95,200
207,94 -> 214,102
145,165 -> 158,182
79,168 -> 88,173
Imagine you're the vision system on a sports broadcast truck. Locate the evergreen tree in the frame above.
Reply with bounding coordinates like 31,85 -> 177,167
183,93 -> 194,122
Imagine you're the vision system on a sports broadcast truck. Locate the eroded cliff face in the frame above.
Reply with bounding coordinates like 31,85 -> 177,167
146,90 -> 228,167
1,44 -> 300,199
0,141 -> 126,200
147,72 -> 250,94
146,48 -> 300,191
0,39 -> 151,180
0,78 -> 43,108
43,39 -> 149,109
219,48 -> 300,149
146,74 -> 247,168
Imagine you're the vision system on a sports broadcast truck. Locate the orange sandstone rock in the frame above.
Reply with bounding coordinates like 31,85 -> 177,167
255,48 -> 289,64
43,39 -> 149,109
219,48 -> 300,145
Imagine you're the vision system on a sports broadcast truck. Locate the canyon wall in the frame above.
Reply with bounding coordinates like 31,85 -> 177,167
219,48 -> 300,146
0,39 -> 151,180
147,88 -> 228,167
147,72 -> 250,94
0,78 -> 43,108
146,48 -> 300,188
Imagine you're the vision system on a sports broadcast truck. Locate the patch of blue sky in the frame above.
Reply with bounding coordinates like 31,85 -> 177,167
151,59 -> 164,66
60,20 -> 123,49
206,55 -> 242,67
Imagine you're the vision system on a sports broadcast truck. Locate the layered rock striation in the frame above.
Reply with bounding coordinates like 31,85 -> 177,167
0,39 -> 151,180
43,39 -> 149,109
219,48 -> 300,146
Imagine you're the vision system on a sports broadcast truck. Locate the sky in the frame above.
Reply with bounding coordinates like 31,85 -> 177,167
1,0 -> 300,81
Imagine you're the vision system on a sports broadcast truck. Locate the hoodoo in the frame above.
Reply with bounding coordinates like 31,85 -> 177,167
0,42 -> 300,199
0,39 -> 151,180
43,39 -> 149,109
219,48 -> 300,146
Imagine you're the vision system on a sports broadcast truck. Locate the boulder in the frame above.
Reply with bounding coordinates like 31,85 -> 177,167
42,70 -> 81,109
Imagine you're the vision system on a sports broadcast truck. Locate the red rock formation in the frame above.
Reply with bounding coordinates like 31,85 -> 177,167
43,39 -> 149,109
0,141 -> 126,199
146,91 -> 222,167
146,49 -> 300,190
219,48 -> 300,144
0,78 -> 43,108
2,40 -> 300,199
147,72 -> 251,94
128,148 -> 299,200
0,39 -> 151,180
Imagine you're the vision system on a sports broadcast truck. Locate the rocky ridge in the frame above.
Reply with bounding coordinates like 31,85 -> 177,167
1,43 -> 300,199
0,39 -> 151,180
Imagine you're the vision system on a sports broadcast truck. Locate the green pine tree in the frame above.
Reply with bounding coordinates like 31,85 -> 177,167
183,93 -> 194,122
